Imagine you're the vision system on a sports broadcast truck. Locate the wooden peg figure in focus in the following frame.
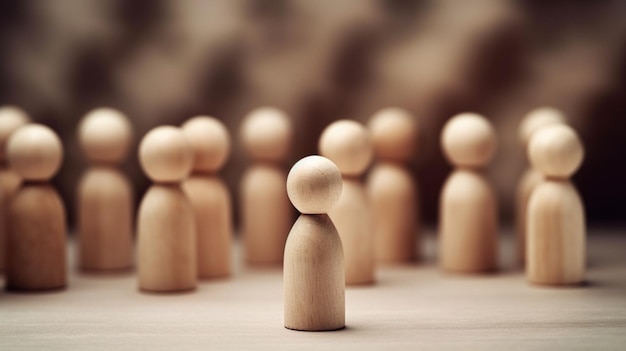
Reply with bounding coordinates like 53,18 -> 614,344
6,124 -> 66,290
366,108 -> 419,263
515,107 -> 566,265
439,113 -> 498,273
284,155 -> 344,331
77,108 -> 134,271
527,124 -> 585,285
181,116 -> 232,279
137,126 -> 196,292
319,120 -> 375,285
0,106 -> 30,272
240,107 -> 293,265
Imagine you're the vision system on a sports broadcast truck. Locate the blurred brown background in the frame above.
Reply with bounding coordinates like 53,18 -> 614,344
1,0 -> 625,229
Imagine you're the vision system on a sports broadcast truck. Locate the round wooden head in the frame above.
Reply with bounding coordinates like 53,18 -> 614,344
240,107 -> 292,163
0,105 -> 30,161
287,155 -> 342,214
319,120 -> 373,177
519,107 -> 566,146
7,124 -> 63,181
529,124 -> 583,179
78,108 -> 133,164
441,113 -> 496,168
139,126 -> 193,183
181,116 -> 230,173
368,108 -> 418,162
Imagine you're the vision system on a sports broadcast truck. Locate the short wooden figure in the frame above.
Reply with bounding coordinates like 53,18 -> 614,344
6,124 -> 66,290
319,120 -> 375,284
284,155 -> 344,331
439,113 -> 498,273
515,107 -> 566,264
137,126 -> 196,292
181,116 -> 232,279
366,108 -> 419,263
240,107 -> 293,265
77,108 -> 134,271
527,124 -> 585,285
0,106 -> 30,272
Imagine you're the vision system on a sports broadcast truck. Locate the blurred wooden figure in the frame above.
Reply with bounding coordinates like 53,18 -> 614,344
77,108 -> 134,271
0,106 -> 30,272
320,120 -> 375,285
515,107 -> 566,265
439,113 -> 498,273
182,116 -> 232,279
284,155 -> 344,331
366,108 -> 419,263
137,126 -> 196,292
527,125 -> 585,285
240,107 -> 293,265
6,124 -> 66,290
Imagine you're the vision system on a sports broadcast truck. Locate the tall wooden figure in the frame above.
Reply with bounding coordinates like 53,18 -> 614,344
77,108 -> 134,271
366,108 -> 419,263
515,107 -> 565,265
527,125 -> 585,285
240,107 -> 293,265
284,155 -> 344,331
439,113 -> 498,273
6,124 -> 66,290
137,126 -> 196,292
182,116 -> 232,278
0,106 -> 30,272
320,120 -> 375,285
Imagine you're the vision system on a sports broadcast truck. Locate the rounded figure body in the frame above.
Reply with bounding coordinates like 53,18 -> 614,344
241,165 -> 292,265
183,175 -> 232,278
515,168 -> 543,264
6,184 -> 66,290
0,168 -> 22,271
137,185 -> 196,292
527,181 -> 585,285
78,167 -> 133,270
329,179 -> 374,284
439,170 -> 497,273
284,214 -> 345,331
367,163 -> 418,263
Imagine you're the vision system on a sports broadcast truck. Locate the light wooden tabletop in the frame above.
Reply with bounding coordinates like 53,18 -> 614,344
1,229 -> 625,350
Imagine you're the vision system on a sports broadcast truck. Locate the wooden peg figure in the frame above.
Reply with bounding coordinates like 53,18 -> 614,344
527,125 -> 585,285
366,108 -> 419,263
181,116 -> 232,279
6,124 -> 66,290
319,120 -> 375,285
0,106 -> 30,272
240,107 -> 293,265
284,155 -> 344,331
137,126 -> 196,292
77,108 -> 134,271
439,113 -> 498,273
515,107 -> 566,264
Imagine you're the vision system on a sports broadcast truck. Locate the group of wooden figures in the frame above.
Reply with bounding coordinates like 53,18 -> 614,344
0,105 -> 585,332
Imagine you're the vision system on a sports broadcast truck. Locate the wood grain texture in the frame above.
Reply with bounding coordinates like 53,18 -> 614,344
0,229 -> 625,350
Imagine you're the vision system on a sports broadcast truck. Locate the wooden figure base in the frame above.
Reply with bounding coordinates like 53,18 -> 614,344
77,167 -> 133,271
329,179 -> 375,285
527,181 -> 585,285
241,165 -> 292,265
439,170 -> 497,273
284,214 -> 345,332
367,163 -> 418,264
183,175 -> 232,279
6,184 -> 66,291
137,184 -> 197,292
